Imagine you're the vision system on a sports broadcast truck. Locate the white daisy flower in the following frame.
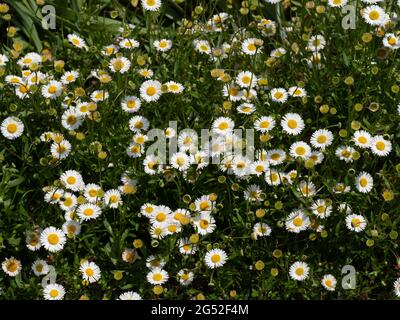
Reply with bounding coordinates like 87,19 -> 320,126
353,130 -> 372,149
121,96 -> 141,113
253,222 -> 272,237
141,0 -> 162,11
2,257 -> 22,277
298,180 -> 316,197
242,38 -> 261,55
254,116 -> 275,133
335,146 -> 355,163
345,214 -> 367,232
285,209 -> 310,233
236,71 -> 257,88
140,80 -> 162,102
289,261 -> 310,281
307,35 -> 326,52
40,227 -> 66,252
370,135 -> 392,156
355,171 -> 373,193
310,199 -> 332,219
237,102 -> 256,114
194,40 -> 211,54
154,39 -> 172,52
60,170 -> 84,191
290,141 -> 311,160
178,238 -> 197,255
171,152 -> 191,171
109,56 -> 131,73
43,284 -> 65,300
288,86 -> 307,97
32,259 -> 50,276
104,189 -> 123,209
310,129 -> 334,149
281,113 -> 305,135
193,213 -> 216,235
266,149 -> 286,166
77,203 -> 102,221
322,274 -> 337,291
270,88 -> 288,103
265,169 -> 283,186
17,52 -> 42,68
129,116 -> 150,133
250,160 -> 269,176
84,183 -> 102,203
50,140 -> 72,160
62,220 -> 81,237
393,278 -> 400,297
61,70 -> 79,84
80,261 -> 101,283
90,90 -> 109,102
383,33 -> 400,50
204,248 -> 228,269
212,117 -> 234,136
362,5 -> 387,26
328,0 -> 348,7
147,268 -> 169,285
59,192 -> 78,212
119,38 -> 139,50
1,117 -> 24,140
118,291 -> 142,300
67,33 -> 86,48
165,81 -> 184,94
177,269 -> 194,286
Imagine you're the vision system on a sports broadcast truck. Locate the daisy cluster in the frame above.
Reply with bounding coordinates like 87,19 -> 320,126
1,0 -> 400,300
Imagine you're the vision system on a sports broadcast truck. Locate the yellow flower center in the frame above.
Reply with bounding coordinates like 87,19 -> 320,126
369,10 -> 380,21
88,189 -> 98,197
293,217 -> 303,227
48,233 -> 59,245
247,43 -> 256,51
6,261 -> 18,272
199,219 -> 209,229
255,165 -> 264,173
83,208 -> 94,216
146,86 -> 157,96
287,120 -> 297,129
242,76 -> 251,84
49,289 -> 59,298
67,115 -> 77,125
295,267 -> 304,276
375,141 -> 385,151
169,84 -> 179,91
260,120 -> 270,129
109,195 -> 119,203
295,146 -> 306,156
351,218 -> 361,227
358,136 -> 367,144
72,38 -> 81,45
156,212 -> 166,222
134,121 -> 143,129
218,122 -> 229,130
85,268 -> 94,276
200,201 -> 210,211
7,123 -> 17,134
67,176 -> 77,185
211,254 -> 221,263
153,273 -> 162,282
48,86 -> 57,94
388,37 -> 397,45
325,279 -> 333,287
317,135 -> 327,143
274,91 -> 283,99
359,178 -> 368,188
